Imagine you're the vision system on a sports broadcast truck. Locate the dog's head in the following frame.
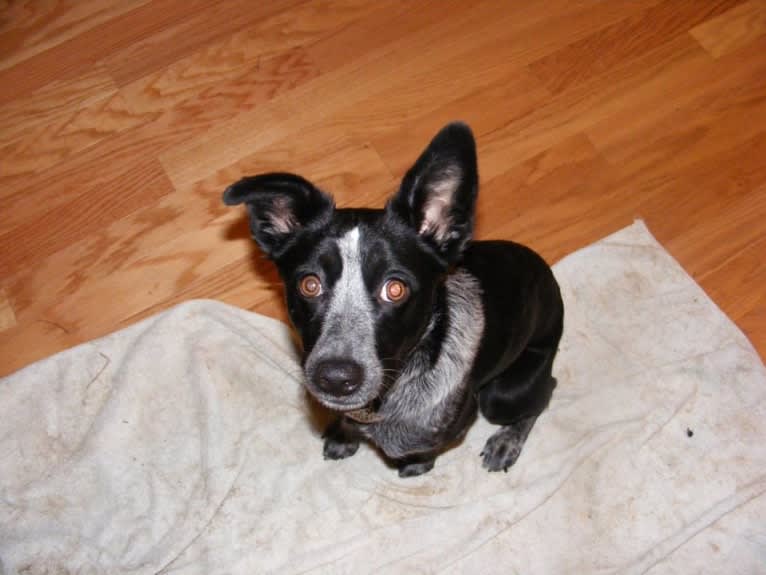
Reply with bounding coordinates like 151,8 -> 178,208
223,123 -> 478,413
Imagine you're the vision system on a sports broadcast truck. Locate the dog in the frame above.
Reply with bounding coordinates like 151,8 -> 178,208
223,122 -> 563,477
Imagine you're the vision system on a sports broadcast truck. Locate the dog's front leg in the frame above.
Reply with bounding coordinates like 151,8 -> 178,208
323,417 -> 361,460
395,453 -> 436,478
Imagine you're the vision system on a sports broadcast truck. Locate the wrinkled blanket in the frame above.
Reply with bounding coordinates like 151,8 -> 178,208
1,221 -> 765,574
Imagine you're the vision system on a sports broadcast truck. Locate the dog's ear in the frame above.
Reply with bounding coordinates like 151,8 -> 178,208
223,172 -> 334,259
387,122 -> 478,264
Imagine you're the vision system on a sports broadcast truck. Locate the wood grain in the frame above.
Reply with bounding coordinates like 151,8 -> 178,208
158,0 -> 648,189
528,0 -> 742,94
0,289 -> 16,331
0,91 -> 149,180
0,0 -> 150,72
1,0 -> 764,376
0,64 -> 116,148
690,0 -> 766,58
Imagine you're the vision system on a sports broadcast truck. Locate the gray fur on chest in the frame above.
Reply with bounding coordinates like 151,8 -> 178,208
362,270 -> 485,458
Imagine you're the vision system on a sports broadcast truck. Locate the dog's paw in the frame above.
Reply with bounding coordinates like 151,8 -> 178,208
322,418 -> 360,460
480,423 -> 532,473
323,436 -> 360,460
397,459 -> 435,478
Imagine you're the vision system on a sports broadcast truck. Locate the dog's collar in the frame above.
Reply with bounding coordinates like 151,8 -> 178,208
345,407 -> 382,424
345,398 -> 383,424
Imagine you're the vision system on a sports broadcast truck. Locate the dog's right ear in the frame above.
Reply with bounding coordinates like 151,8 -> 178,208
222,172 -> 334,259
387,122 -> 479,265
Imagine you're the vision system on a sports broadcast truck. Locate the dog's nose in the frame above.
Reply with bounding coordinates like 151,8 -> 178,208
315,359 -> 364,396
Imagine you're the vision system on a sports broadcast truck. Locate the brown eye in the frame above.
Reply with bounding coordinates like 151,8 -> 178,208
380,279 -> 409,303
299,274 -> 322,298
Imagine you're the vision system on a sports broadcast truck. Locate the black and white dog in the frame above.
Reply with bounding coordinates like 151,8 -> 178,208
223,123 -> 563,477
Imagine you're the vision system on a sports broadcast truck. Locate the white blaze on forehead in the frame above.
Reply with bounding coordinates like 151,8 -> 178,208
333,226 -> 373,325
337,227 -> 362,276
310,226 -> 377,362
334,227 -> 368,314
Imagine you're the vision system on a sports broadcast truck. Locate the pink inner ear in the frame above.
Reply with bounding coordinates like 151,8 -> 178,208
419,197 -> 451,240
268,197 -> 299,234
418,166 -> 462,243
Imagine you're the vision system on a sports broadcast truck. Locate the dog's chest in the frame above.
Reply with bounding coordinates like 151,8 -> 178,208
361,395 -> 468,459
362,270 -> 485,458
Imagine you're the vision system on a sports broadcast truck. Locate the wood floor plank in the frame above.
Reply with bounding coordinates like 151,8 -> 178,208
481,34 -> 712,182
369,69 -> 552,180
668,189 -> 766,284
0,158 -> 174,277
0,124 -> 171,230
702,231 -> 766,351
156,0 -> 503,189
481,127 -> 766,279
0,91 -> 151,181
647,133 -> 766,274
322,0 -> 649,142
0,64 -> 116,148
1,47 -> 320,233
478,133 -> 624,262
102,0 -> 368,87
586,36 -> 766,171
0,0 -> 251,105
0,0 -> 150,72
118,27 -> 322,116
1,1 -> 764,375
308,0 -> 642,73
528,0 -> 743,94
0,319 -> 80,378
159,0 -> 647,191
690,0 -> 766,58
0,289 -> 16,332
305,0 -> 450,74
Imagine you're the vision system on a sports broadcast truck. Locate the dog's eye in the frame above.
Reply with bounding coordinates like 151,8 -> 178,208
379,279 -> 409,304
299,274 -> 322,298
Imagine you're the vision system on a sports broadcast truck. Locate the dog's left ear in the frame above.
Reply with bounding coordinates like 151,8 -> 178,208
222,172 -> 334,259
387,122 -> 478,264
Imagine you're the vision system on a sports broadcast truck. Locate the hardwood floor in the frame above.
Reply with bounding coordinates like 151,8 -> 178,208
1,0 -> 764,376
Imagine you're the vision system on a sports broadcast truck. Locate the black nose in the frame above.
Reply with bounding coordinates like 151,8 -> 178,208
314,359 -> 364,396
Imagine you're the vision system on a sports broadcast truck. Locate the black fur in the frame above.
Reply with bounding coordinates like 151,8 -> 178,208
223,122 -> 563,476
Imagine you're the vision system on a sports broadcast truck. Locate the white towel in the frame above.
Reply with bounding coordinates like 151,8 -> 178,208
1,221 -> 764,574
